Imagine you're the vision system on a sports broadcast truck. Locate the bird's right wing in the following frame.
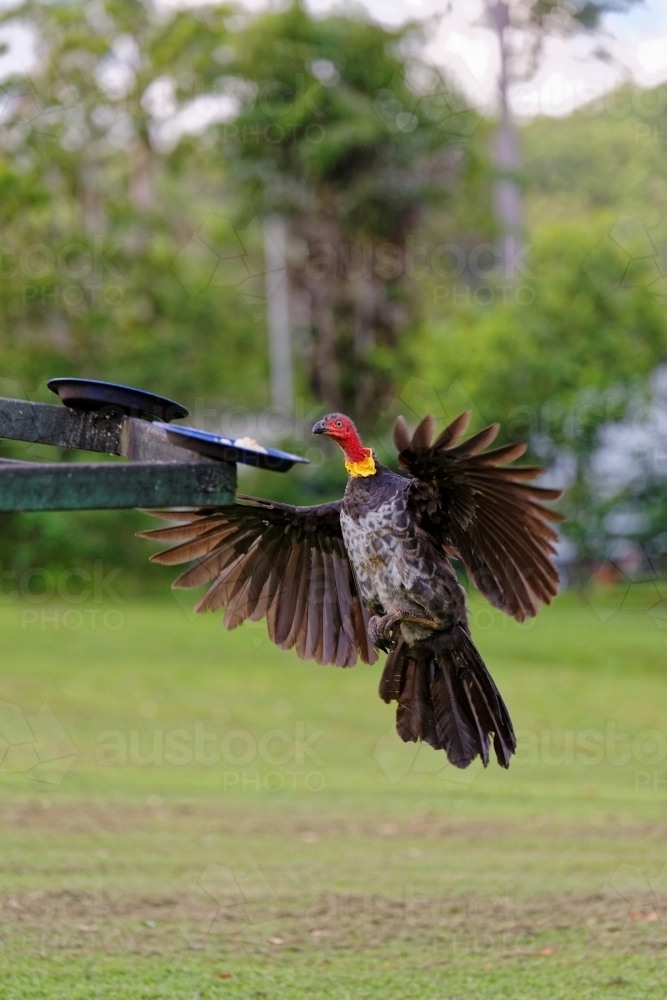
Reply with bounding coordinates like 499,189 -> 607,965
394,413 -> 564,622
138,496 -> 377,668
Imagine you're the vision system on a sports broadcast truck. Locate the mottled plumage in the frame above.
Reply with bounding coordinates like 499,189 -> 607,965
139,411 -> 563,770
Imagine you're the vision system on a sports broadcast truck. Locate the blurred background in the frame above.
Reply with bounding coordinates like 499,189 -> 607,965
1,0 -> 667,593
2,3 -> 667,996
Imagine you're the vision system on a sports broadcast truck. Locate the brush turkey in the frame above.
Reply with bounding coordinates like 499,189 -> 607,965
139,412 -> 563,770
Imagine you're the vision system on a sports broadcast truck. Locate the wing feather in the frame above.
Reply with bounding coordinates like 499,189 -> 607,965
446,423 -> 500,458
304,545 -> 324,662
410,414 -> 435,451
331,548 -> 361,667
320,539 -> 342,665
288,541 -> 313,657
433,411 -> 471,450
139,498 -> 377,668
269,543 -> 303,645
395,413 -> 563,620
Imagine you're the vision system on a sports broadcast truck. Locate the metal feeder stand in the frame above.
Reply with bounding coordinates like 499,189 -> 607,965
0,379 -> 306,513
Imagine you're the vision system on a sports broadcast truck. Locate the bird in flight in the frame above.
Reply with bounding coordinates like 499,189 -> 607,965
139,412 -> 562,770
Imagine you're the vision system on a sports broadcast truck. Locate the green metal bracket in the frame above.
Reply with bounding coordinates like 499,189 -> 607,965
0,459 -> 235,512
0,397 -> 237,511
0,397 -> 125,454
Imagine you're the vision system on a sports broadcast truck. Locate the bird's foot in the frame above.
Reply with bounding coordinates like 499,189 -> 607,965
369,612 -> 440,652
368,612 -> 402,652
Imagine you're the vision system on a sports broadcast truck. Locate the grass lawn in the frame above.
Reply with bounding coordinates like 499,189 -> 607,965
1,583 -> 667,998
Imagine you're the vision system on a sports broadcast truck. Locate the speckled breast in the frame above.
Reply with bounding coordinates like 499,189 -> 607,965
340,475 -> 417,610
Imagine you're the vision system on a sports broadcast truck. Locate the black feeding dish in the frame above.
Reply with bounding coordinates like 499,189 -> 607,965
48,378 -> 189,422
165,425 -> 308,473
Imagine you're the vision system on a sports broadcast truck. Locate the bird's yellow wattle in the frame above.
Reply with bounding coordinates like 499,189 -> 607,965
345,450 -> 376,478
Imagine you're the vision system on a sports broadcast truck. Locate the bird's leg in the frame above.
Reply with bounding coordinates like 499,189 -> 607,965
398,613 -> 440,630
368,611 -> 440,652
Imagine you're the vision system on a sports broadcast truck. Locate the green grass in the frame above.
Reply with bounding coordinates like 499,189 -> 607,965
1,586 -> 667,997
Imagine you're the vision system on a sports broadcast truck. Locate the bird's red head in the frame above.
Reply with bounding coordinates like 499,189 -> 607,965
312,413 -> 369,465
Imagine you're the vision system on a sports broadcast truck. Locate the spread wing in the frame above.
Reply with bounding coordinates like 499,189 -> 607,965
393,413 -> 564,622
138,496 -> 377,668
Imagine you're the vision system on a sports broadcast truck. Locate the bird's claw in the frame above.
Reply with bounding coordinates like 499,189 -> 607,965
368,613 -> 401,652
369,612 -> 441,652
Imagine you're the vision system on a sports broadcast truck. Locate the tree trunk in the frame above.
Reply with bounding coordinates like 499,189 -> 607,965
292,218 -> 413,427
488,1 -> 525,281
263,215 -> 294,415
129,137 -> 154,211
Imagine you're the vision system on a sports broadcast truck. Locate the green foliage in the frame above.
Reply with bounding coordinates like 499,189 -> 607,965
0,0 -> 267,407
0,0 -> 485,579
224,4 -> 469,213
214,2 -> 479,424
522,86 -> 667,224
423,222 -> 667,428
0,508 -> 170,597
418,220 -> 667,562
0,0 -> 480,425
0,0 -> 666,573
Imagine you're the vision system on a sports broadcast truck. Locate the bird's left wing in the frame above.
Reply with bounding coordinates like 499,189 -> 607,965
138,496 -> 377,668
394,413 -> 564,622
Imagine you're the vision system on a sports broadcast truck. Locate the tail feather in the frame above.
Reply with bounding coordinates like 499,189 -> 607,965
430,665 -> 479,768
397,653 -> 439,747
379,627 -> 516,769
379,639 -> 409,702
457,628 -> 515,767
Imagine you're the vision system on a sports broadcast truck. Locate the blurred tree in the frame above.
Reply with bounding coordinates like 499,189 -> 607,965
215,1 -> 479,427
0,0 -> 267,406
0,0 -> 485,574
0,0 -> 269,580
482,0 -> 641,271
0,0 -> 482,429
522,84 -> 667,223
0,0 -> 660,584
420,220 -> 667,568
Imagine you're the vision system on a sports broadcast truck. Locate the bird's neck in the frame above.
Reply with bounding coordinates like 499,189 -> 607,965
342,432 -> 376,478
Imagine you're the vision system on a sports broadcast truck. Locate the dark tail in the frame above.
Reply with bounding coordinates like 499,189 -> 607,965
379,625 -> 516,769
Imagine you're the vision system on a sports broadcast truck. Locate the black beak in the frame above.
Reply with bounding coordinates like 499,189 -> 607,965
312,420 -> 326,435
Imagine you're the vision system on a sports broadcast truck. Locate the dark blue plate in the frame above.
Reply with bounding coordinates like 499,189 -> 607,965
48,378 -> 188,422
165,425 -> 308,473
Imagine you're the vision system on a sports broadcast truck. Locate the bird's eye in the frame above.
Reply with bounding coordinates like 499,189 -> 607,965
335,420 -> 342,427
